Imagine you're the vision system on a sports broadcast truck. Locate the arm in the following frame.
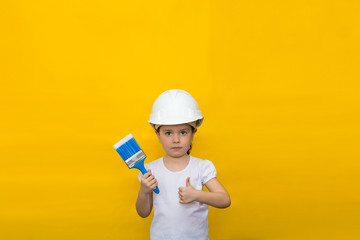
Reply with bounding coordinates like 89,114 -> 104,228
136,170 -> 157,218
178,177 -> 231,208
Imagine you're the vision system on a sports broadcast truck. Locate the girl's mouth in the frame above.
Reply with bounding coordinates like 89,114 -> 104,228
171,147 -> 182,150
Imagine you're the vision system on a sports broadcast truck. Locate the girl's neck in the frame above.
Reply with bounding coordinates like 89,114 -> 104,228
163,155 -> 190,172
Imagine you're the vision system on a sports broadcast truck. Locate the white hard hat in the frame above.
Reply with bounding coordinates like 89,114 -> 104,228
149,89 -> 204,129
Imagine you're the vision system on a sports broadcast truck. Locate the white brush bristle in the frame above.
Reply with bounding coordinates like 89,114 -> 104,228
113,133 -> 133,149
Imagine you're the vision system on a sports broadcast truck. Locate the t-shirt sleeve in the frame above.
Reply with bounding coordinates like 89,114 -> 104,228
200,160 -> 217,185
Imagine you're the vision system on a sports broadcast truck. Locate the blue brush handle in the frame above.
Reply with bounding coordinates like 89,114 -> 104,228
133,159 -> 160,194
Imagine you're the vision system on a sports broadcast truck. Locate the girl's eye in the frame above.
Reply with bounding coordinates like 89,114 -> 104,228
180,131 -> 188,135
164,132 -> 172,136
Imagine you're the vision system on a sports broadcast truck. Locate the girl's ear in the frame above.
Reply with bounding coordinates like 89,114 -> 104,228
190,128 -> 197,142
155,130 -> 161,141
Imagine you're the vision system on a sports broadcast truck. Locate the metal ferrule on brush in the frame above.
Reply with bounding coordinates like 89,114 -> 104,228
124,150 -> 146,168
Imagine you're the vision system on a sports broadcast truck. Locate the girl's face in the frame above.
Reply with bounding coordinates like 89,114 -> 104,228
156,124 -> 196,159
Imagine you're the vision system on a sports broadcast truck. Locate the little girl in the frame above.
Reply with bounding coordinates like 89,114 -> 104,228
136,89 -> 231,240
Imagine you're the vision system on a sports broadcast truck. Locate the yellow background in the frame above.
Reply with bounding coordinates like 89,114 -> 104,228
1,1 -> 359,239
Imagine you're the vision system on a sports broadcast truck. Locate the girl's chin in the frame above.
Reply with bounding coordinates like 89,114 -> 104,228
166,151 -> 188,158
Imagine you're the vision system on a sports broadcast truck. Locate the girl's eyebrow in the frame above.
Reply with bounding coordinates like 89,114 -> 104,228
161,128 -> 190,131
161,129 -> 172,132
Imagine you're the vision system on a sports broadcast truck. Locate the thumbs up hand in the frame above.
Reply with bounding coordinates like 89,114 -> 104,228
178,177 -> 198,204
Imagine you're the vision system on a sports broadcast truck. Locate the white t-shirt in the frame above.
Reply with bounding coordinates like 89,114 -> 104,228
138,156 -> 217,240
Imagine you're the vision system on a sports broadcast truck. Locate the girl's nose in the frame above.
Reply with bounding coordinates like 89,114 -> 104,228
173,134 -> 180,143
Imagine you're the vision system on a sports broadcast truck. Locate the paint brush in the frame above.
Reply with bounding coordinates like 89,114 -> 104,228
113,134 -> 160,194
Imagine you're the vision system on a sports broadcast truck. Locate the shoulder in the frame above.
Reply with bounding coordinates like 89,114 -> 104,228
190,156 -> 216,169
190,156 -> 217,185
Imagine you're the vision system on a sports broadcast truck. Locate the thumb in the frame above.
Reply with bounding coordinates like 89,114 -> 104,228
186,177 -> 190,187
145,169 -> 151,176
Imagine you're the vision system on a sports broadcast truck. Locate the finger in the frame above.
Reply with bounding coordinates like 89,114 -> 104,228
152,179 -> 158,186
186,177 -> 190,187
148,178 -> 157,186
151,178 -> 158,186
147,174 -> 157,182
143,170 -> 152,178
147,175 -> 155,181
